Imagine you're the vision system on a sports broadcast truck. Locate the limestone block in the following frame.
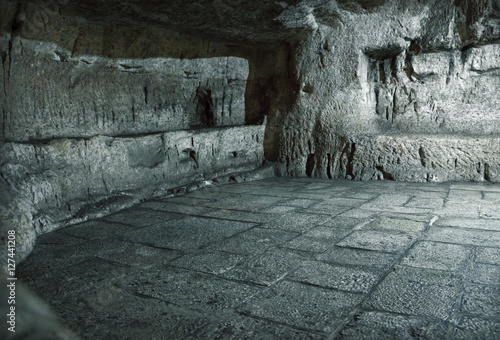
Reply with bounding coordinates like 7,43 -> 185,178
0,124 -> 265,236
348,135 -> 500,182
410,52 -> 450,77
468,44 -> 500,73
2,38 -> 248,142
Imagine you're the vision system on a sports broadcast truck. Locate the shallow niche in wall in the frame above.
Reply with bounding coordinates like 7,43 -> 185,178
194,85 -> 215,127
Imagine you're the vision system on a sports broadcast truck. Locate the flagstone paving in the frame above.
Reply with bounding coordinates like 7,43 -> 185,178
18,178 -> 500,339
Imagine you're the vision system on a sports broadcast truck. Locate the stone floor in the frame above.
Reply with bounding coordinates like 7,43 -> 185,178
18,177 -> 500,339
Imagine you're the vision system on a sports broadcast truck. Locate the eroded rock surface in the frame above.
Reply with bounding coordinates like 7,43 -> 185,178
3,38 -> 248,141
1,0 -> 500,267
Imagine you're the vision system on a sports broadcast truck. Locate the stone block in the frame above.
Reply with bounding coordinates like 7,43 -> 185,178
237,281 -> 363,333
363,266 -> 462,320
3,38 -> 249,142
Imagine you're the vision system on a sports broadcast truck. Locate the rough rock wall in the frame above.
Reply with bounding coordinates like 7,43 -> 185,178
274,0 -> 500,182
0,1 -> 277,265
4,38 -> 248,141
1,126 -> 265,234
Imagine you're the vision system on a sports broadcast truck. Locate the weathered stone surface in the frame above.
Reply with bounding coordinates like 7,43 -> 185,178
337,311 -> 448,340
186,314 -> 326,340
0,125 -> 264,232
273,1 -> 500,181
363,266 -> 462,320
120,216 -> 255,252
289,261 -> 381,293
317,246 -> 398,270
2,0 -> 500,306
120,267 -> 261,313
237,280 -> 363,334
401,241 -> 472,272
3,37 -> 248,142
14,179 -> 500,338
287,134 -> 500,182
461,285 -> 500,317
453,317 -> 500,340
337,230 -> 417,253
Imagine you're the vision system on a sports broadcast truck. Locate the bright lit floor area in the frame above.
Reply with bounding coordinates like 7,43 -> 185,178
17,178 -> 500,339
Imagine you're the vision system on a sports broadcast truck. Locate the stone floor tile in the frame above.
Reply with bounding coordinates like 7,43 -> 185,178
360,194 -> 412,209
237,281 -> 363,334
423,226 -> 500,247
461,285 -> 500,317
338,209 -> 380,219
185,314 -> 326,340
137,200 -> 210,215
216,184 -> 263,194
405,197 -> 445,209
221,248 -> 309,286
379,212 -> 432,222
203,194 -> 286,211
363,266 -> 462,320
435,202 -> 480,218
307,205 -> 356,216
450,183 -> 500,192
480,204 -> 500,219
18,234 -> 129,278
482,192 -> 500,201
435,217 -> 500,231
208,227 -> 298,255
321,216 -> 367,229
360,216 -> 426,233
19,258 -> 132,302
475,247 -> 500,265
283,227 -> 351,253
246,187 -> 298,197
337,230 -> 417,253
98,243 -> 181,269
120,267 -> 261,313
261,212 -> 332,232
341,192 -> 379,200
336,311 -> 448,340
401,241 -> 472,272
183,188 -> 234,199
447,189 -> 483,200
303,182 -> 337,190
452,317 -> 500,340
467,263 -> 500,286
278,198 -> 322,208
61,290 -> 210,340
413,190 -> 448,198
317,246 -> 398,270
289,261 -> 381,293
260,205 -> 297,214
103,207 -> 182,227
158,195 -> 213,206
35,230 -> 86,246
170,250 -> 245,275
120,217 -> 255,251
202,209 -> 276,223
62,219 -> 134,240
314,197 -> 368,207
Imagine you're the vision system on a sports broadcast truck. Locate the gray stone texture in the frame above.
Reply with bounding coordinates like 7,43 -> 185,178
0,124 -> 265,266
3,38 -> 248,142
273,1 -> 500,182
1,0 -> 500,337
15,178 -> 500,339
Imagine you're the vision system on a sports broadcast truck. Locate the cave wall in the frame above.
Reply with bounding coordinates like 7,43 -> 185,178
0,0 -> 282,265
4,38 -> 249,141
274,0 -> 500,182
1,0 -> 500,266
